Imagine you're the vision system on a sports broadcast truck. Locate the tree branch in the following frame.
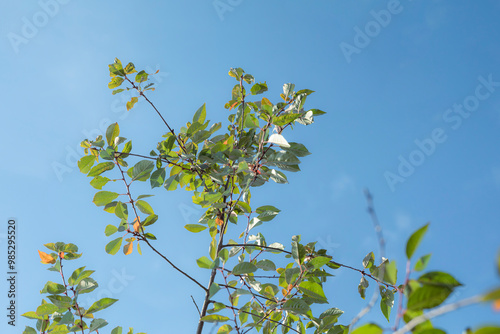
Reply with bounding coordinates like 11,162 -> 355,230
349,189 -> 387,329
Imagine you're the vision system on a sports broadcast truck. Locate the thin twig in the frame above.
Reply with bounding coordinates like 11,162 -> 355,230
393,295 -> 483,334
349,189 -> 387,330
191,295 -> 201,316
140,236 -> 207,292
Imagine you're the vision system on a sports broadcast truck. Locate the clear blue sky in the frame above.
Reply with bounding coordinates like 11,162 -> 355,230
1,1 -> 499,333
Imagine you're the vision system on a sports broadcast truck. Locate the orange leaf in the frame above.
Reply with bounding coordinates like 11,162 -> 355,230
282,288 -> 288,297
133,217 -> 141,232
59,251 -> 65,259
229,101 -> 239,110
494,299 -> 500,312
123,242 -> 133,255
216,218 -> 224,226
38,250 -> 55,264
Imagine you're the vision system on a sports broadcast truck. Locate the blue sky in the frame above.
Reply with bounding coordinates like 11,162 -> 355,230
1,0 -> 499,333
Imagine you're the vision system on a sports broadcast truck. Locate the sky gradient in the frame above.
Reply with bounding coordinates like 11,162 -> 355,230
1,1 -> 499,333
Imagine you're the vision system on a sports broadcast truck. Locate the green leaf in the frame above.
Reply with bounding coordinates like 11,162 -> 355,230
380,288 -> 394,321
414,254 -> 432,272
363,252 -> 375,269
309,256 -> 332,269
351,323 -> 383,334
59,310 -> 74,325
407,285 -> 453,310
23,326 -> 37,334
132,160 -> 155,181
88,162 -> 115,177
109,58 -> 125,77
90,176 -> 110,190
47,294 -> 73,308
282,142 -> 311,157
108,77 -> 124,89
124,62 -> 136,74
89,318 -> 108,333
76,277 -> 98,294
250,82 -> 268,95
418,271 -> 462,289
135,70 -> 148,83
184,224 -> 207,233
111,327 -> 123,334
21,311 -> 42,320
197,256 -> 212,269
142,214 -> 158,227
299,281 -> 328,303
113,207 -> 128,225
41,281 -> 66,294
68,266 -> 94,286
200,314 -> 230,323
308,108 -> 326,116
105,237 -> 123,255
150,168 -> 166,188
136,200 -> 154,214
85,298 -> 118,315
256,259 -> 276,271
243,74 -> 254,84
472,326 -> 500,334
228,67 -> 244,80
283,83 -> 295,98
36,303 -> 59,316
144,233 -> 156,240
78,155 -> 96,173
384,260 -> 398,285
232,262 -> 257,276
93,191 -> 119,206
406,223 -> 430,259
255,205 -> 280,215
266,151 -> 300,166
217,324 -> 233,334
269,169 -> 288,184
257,207 -> 280,222
358,276 -> 369,299
282,298 -> 310,315
273,113 -> 302,126
209,282 -> 220,299
105,225 -> 118,236
193,103 -> 207,124
106,123 -> 120,146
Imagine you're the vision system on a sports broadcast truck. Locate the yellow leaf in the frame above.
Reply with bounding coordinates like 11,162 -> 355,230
123,242 -> 133,255
38,250 -> 55,264
133,217 -> 141,232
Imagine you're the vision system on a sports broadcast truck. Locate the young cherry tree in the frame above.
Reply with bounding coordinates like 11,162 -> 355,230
24,59 -> 500,334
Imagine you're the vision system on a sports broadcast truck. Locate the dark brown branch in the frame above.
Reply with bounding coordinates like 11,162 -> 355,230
139,236 -> 207,292
116,162 -> 207,292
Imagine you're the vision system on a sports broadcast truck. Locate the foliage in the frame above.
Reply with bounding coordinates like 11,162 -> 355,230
24,59 -> 500,333
22,242 -> 143,334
